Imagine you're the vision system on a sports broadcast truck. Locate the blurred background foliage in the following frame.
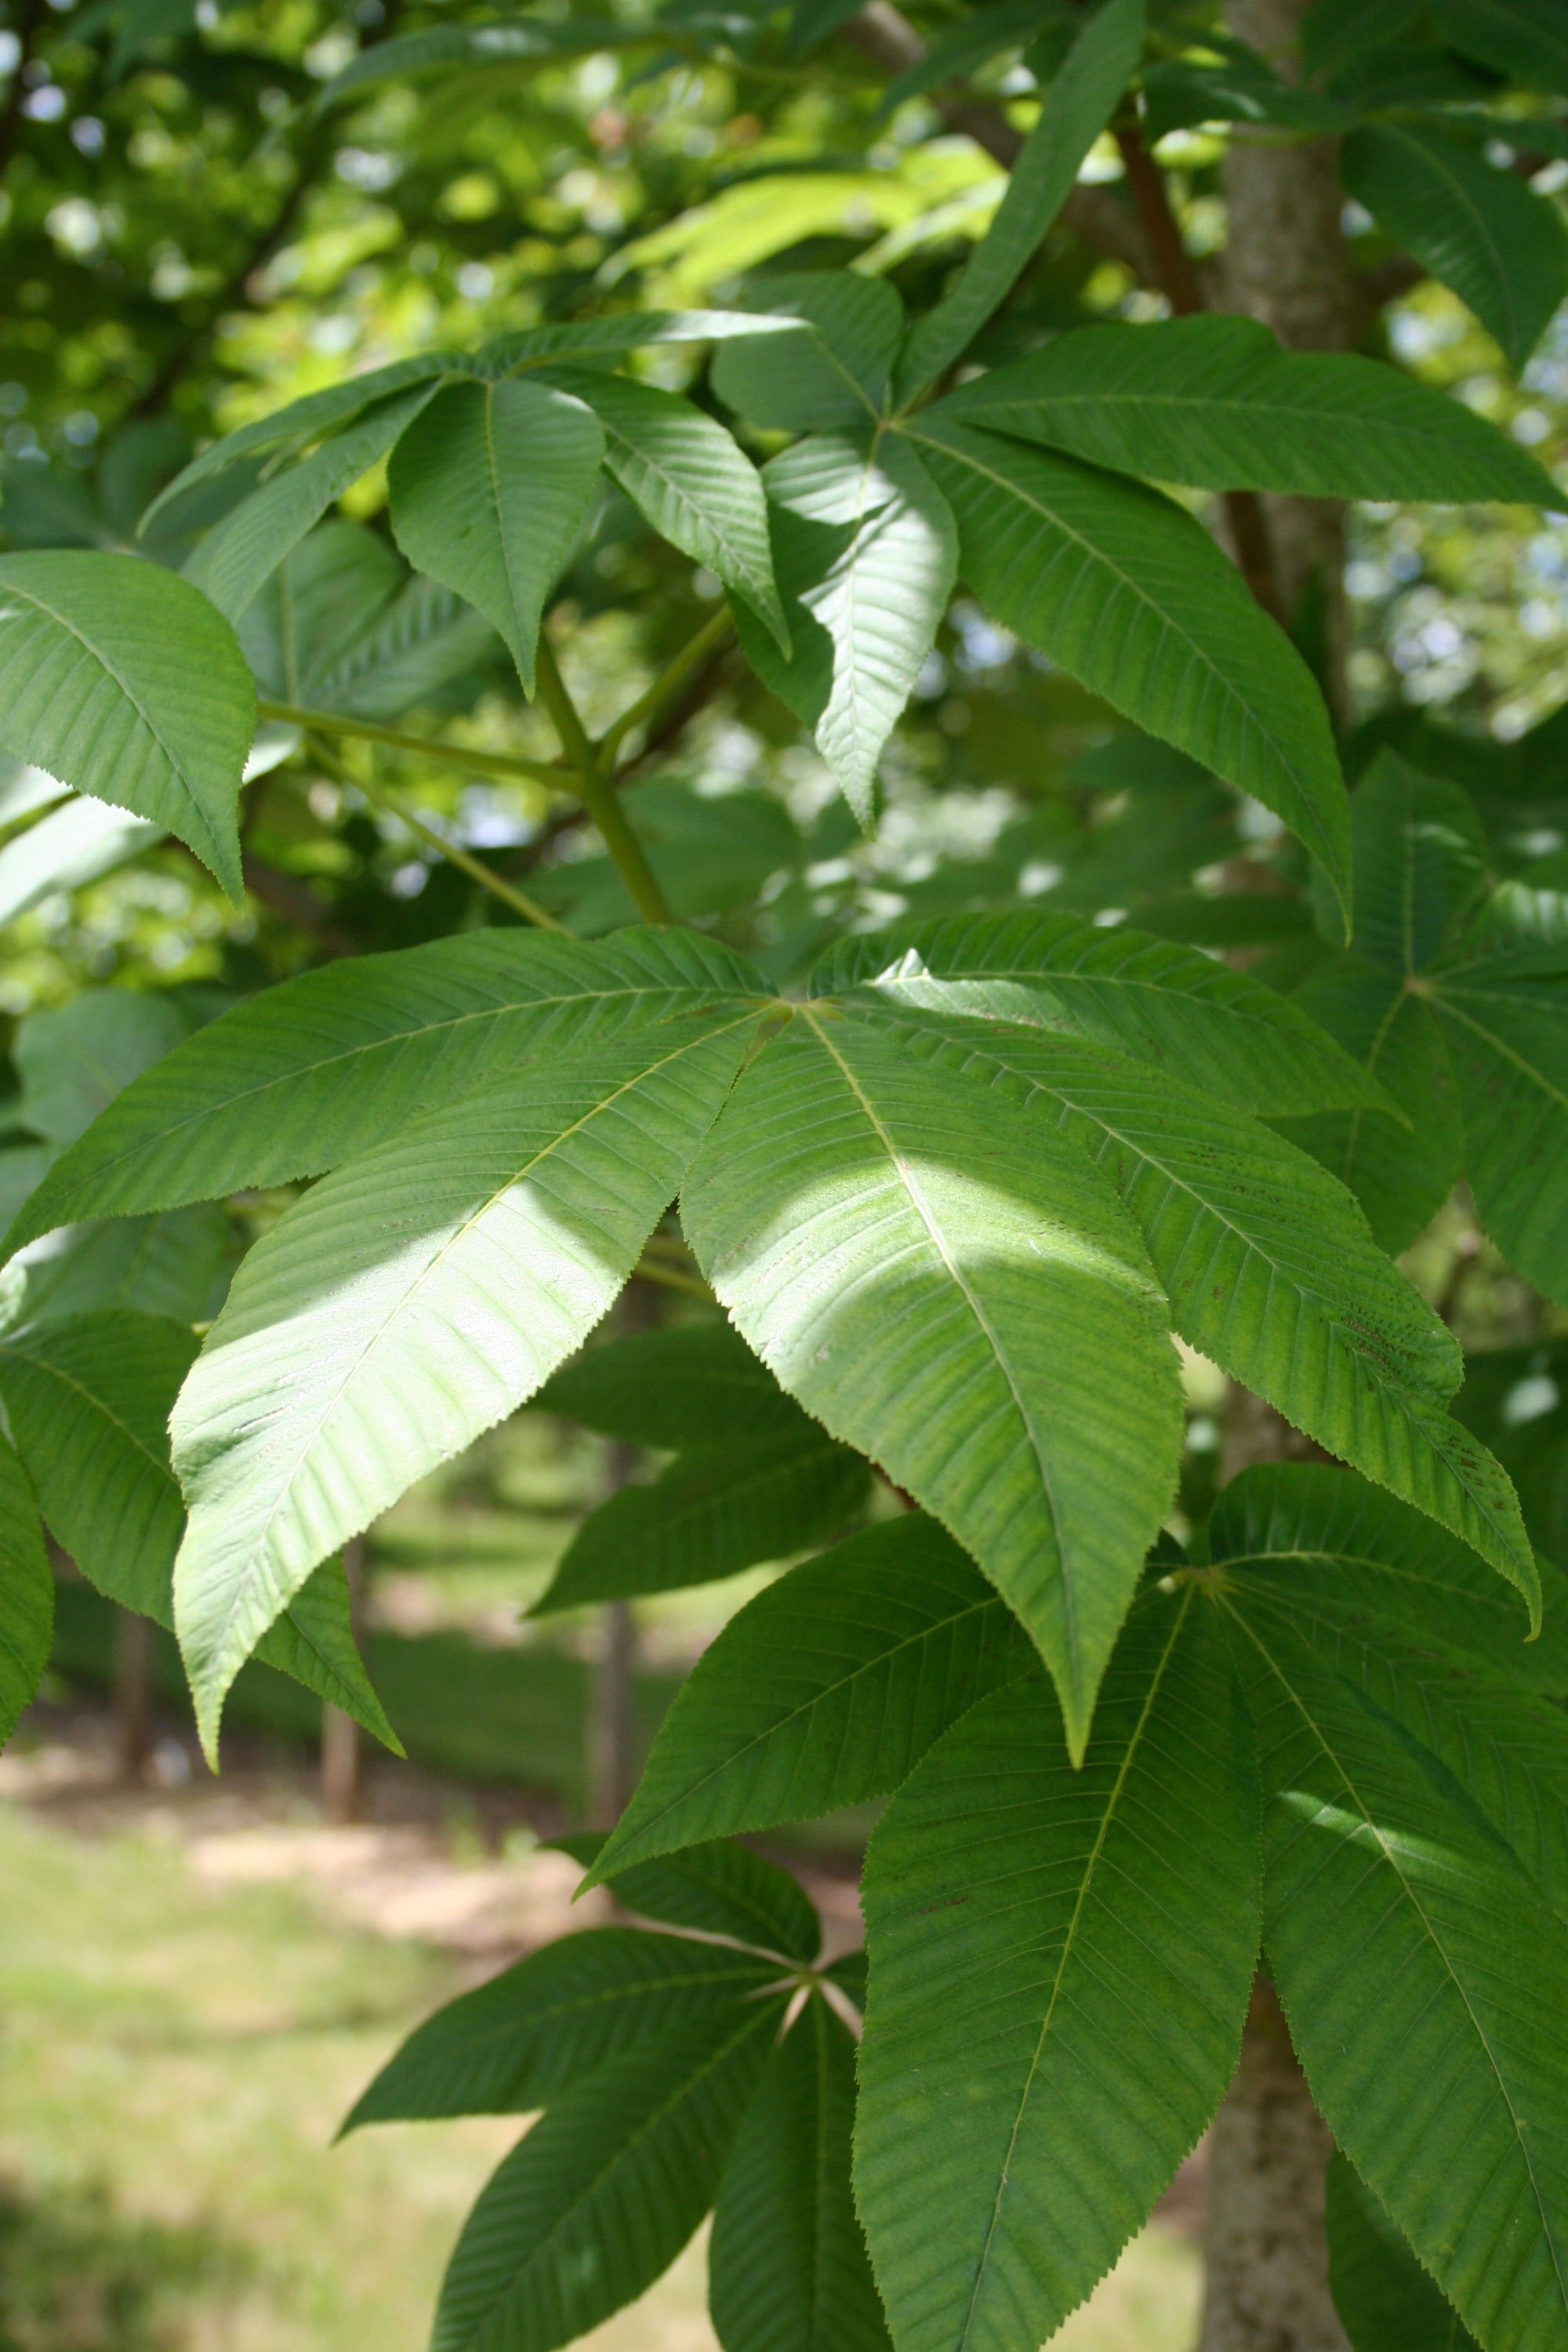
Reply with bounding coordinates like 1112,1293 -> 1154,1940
2,0 -> 1567,2337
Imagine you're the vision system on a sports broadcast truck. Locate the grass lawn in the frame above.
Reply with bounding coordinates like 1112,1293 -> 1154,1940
0,1798 -> 1201,2351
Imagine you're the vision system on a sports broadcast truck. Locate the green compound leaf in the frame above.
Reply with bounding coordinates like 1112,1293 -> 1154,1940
895,0 -> 1145,401
1218,1577 -> 1568,2352
712,272 -> 905,434
533,1321 -> 804,1450
4,927 -> 768,1253
1206,1461 -> 1568,1693
1341,124 -> 1568,373
541,367 -> 787,651
532,1423 -> 869,1611
0,1308 -> 395,1745
891,1015 -> 1536,1613
811,909 -> 1389,1115
681,1009 -> 1184,1759
938,313 -> 1560,504
0,1433 -> 50,1750
902,417 -> 1350,920
388,376 -> 605,694
593,1514 -> 1037,1876
342,1929 -> 782,2132
171,1014 -> 760,1756
431,2007 -> 782,2352
184,383 -> 443,625
140,354 -> 462,531
855,1584 -> 1259,2352
1427,946 -> 1568,1310
735,430 -> 957,829
562,1831 -> 822,1963
1327,2153 -> 1482,2352
710,1994 -> 891,2352
0,551 -> 252,898
0,1308 -> 198,1619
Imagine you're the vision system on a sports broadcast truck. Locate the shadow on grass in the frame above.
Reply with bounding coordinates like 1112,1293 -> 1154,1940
0,2173 -> 252,2352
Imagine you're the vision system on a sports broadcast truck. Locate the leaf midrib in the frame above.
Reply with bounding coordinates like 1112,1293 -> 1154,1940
798,1007 -> 1075,1671
899,419 -> 1340,873
1220,1593 -> 1568,2320
0,575 -> 225,869
194,1011 -> 760,1679
612,1590 -> 1007,1857
956,1588 -> 1192,2351
38,978 -> 756,1218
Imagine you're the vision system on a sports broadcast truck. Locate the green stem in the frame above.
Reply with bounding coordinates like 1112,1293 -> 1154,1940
599,606 -> 735,767
307,736 -> 564,931
260,699 -> 575,793
534,637 -> 676,926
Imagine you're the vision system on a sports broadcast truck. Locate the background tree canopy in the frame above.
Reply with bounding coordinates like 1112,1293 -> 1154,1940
3,0 -> 1568,2348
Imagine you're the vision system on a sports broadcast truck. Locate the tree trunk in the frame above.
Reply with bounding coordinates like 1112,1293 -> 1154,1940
586,1590 -> 637,1831
1197,1983 -> 1350,2352
1221,0 -> 1360,717
1199,34 -> 1361,2330
112,1606 -> 154,1784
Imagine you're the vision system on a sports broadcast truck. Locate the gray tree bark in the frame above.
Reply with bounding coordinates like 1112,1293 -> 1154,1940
1222,0 -> 1361,718
1197,1984 -> 1350,2352
1205,15 -> 1359,2331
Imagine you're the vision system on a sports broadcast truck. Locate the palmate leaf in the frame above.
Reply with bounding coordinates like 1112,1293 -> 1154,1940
0,1308 -> 398,1746
591,1515 -> 1037,1877
140,354 -> 462,530
711,273 -> 904,434
812,909 -> 1388,1116
539,368 -> 788,650
532,1423 -> 869,1612
1341,124 -> 1568,372
900,416 -> 1351,918
938,314 -> 1559,504
0,1308 -> 198,1619
14,985 -> 192,1145
4,1203 -> 233,1331
0,1432 -> 50,1749
680,1008 -> 1184,1755
342,1929 -> 782,2131
3,927 -> 767,1252
892,1014 -> 1537,1609
431,2008 -> 782,2352
170,1014 -> 761,1753
1204,1461 -> 1568,1692
734,430 -> 957,827
533,1320 -> 801,1450
710,1994 -> 891,2352
894,0 -> 1145,402
855,1583 -> 1259,2352
387,377 -> 604,694
1218,1566 -> 1568,2352
1327,2154 -> 1481,2352
559,1831 -> 822,1962
310,575 -> 497,722
1327,753 -> 1489,979
1425,928 -> 1568,1309
235,520 -> 405,709
183,382 -> 445,625
0,551 -> 251,898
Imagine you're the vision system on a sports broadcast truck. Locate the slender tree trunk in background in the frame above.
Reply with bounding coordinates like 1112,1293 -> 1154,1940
1203,10 -> 1357,2334
586,1590 -> 637,1832
112,1606 -> 154,1784
1222,0 -> 1360,719
1198,1984 -> 1349,2352
321,1536 -> 365,1824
